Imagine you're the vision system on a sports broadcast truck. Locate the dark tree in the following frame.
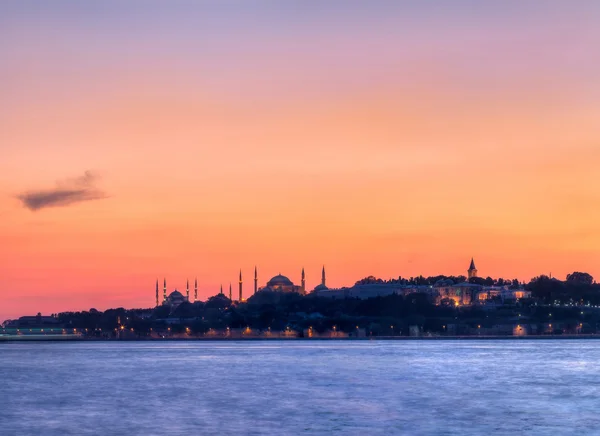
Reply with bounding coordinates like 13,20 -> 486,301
171,301 -> 196,319
483,276 -> 495,286
566,272 -> 594,285
153,305 -> 171,319
526,275 -> 564,303
205,294 -> 231,310
468,277 -> 486,286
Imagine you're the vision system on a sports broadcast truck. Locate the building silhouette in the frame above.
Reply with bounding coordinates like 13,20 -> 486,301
468,258 -> 478,279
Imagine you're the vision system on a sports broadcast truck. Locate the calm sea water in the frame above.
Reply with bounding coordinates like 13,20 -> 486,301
1,340 -> 599,435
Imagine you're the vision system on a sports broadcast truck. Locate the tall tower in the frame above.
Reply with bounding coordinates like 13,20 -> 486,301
155,279 -> 159,307
239,269 -> 243,302
186,279 -> 190,302
163,278 -> 167,303
229,283 -> 232,301
194,278 -> 198,303
301,268 -> 306,293
468,258 -> 478,279
220,284 -> 223,295
321,265 -> 326,287
254,266 -> 258,294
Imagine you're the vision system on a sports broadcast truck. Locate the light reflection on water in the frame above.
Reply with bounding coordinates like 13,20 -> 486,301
1,340 -> 599,435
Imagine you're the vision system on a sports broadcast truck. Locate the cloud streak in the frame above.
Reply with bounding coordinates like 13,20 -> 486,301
17,171 -> 108,211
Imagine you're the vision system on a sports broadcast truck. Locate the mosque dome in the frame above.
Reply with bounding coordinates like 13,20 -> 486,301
314,284 -> 329,292
169,290 -> 184,298
267,274 -> 294,287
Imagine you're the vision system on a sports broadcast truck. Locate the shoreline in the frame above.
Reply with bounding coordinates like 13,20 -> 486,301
3,334 -> 600,342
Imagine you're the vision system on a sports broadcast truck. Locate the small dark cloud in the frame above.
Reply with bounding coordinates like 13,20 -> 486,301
17,171 -> 108,211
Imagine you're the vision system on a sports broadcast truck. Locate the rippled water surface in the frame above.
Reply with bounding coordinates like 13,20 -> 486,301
1,340 -> 599,435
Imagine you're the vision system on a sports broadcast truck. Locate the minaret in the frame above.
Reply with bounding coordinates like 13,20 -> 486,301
220,284 -> 223,295
186,279 -> 190,302
229,283 -> 232,301
194,278 -> 198,302
321,265 -> 326,287
155,279 -> 159,307
301,268 -> 305,293
163,278 -> 167,303
468,258 -> 478,279
239,269 -> 243,302
254,266 -> 258,294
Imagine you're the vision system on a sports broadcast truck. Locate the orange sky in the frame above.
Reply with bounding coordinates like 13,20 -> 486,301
1,2 -> 600,321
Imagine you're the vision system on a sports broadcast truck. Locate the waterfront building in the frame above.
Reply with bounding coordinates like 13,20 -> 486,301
475,287 -> 532,304
313,258 -> 529,307
314,283 -> 437,302
158,277 -> 191,310
4,313 -> 60,328
151,259 -> 521,308
435,282 -> 480,305
163,290 -> 188,309
475,287 -> 502,303
259,271 -> 306,294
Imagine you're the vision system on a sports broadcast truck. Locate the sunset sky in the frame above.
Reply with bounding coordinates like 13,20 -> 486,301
2,1 -> 600,320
